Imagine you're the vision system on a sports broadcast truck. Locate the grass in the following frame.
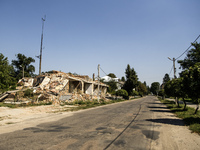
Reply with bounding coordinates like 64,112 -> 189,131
159,98 -> 200,134
0,101 -> 52,108
61,98 -> 136,112
0,102 -> 19,108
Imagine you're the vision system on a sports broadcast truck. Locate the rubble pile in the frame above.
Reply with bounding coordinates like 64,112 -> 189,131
3,71 -> 108,105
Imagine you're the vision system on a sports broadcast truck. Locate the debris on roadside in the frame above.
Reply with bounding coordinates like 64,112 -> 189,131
2,70 -> 108,105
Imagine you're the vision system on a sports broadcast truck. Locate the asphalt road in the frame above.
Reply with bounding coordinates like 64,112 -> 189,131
0,96 -> 199,150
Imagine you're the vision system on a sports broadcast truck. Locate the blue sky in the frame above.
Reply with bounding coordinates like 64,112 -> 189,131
0,0 -> 200,86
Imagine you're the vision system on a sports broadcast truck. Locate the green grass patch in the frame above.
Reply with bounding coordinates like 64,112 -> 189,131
159,98 -> 200,134
0,102 -> 19,108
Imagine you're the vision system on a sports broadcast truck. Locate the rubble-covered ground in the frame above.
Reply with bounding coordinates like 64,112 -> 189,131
2,70 -> 108,105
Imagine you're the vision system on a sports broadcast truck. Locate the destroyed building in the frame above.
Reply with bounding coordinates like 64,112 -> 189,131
1,71 -> 108,104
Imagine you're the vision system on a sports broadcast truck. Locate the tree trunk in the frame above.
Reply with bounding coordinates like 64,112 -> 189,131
194,104 -> 199,114
176,97 -> 180,107
194,100 -> 199,114
182,97 -> 187,110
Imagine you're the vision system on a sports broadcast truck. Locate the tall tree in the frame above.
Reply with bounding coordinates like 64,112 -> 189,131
0,53 -> 16,91
178,42 -> 200,70
12,53 -> 35,80
123,64 -> 138,96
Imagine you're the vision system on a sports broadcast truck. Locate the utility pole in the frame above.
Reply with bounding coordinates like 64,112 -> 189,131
168,57 -> 176,79
97,64 -> 100,102
39,16 -> 46,75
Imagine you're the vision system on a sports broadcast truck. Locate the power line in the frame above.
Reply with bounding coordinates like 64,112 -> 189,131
100,67 -> 107,76
169,65 -> 173,76
175,34 -> 200,60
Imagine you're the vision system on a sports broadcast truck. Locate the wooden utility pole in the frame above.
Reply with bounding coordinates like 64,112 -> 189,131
98,64 -> 100,102
39,16 -> 46,75
173,57 -> 176,79
168,57 -> 176,79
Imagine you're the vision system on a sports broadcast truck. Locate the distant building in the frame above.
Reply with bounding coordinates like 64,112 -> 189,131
101,76 -> 124,90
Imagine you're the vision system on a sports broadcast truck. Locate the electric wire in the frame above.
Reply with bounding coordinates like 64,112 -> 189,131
100,67 -> 107,76
169,65 -> 173,76
175,34 -> 200,60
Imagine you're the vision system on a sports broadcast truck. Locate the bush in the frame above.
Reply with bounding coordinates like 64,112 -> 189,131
116,89 -> 128,99
132,90 -> 139,96
73,100 -> 85,105
158,89 -> 165,97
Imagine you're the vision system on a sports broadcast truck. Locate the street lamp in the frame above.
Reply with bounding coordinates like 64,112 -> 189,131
168,57 -> 176,79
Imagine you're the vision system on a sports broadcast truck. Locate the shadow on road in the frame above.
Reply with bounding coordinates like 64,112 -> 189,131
150,109 -> 172,113
148,106 -> 169,109
146,118 -> 184,126
23,125 -> 71,133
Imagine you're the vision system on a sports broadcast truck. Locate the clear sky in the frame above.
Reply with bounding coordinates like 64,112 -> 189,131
0,0 -> 200,86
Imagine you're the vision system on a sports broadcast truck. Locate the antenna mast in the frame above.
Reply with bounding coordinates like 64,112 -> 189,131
39,15 -> 46,75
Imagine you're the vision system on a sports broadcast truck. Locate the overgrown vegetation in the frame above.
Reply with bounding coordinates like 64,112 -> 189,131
159,98 -> 200,134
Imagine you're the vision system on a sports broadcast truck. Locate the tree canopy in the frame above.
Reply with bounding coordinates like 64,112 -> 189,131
121,76 -> 125,82
0,53 -> 16,91
137,81 -> 147,96
163,73 -> 170,85
178,42 -> 200,70
150,82 -> 160,95
12,53 -> 35,80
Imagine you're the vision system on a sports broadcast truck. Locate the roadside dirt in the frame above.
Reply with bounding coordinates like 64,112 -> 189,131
150,99 -> 200,150
0,105 -> 76,134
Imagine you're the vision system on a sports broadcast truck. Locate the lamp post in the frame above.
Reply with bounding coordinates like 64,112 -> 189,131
168,57 -> 176,79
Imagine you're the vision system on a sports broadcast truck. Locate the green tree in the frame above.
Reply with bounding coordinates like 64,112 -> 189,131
163,73 -> 170,85
12,53 -> 35,80
137,81 -> 147,97
107,80 -> 117,94
107,73 -> 117,78
123,64 -> 138,97
0,53 -> 16,91
179,70 -> 191,110
150,82 -> 160,95
187,63 -> 200,114
121,76 -> 125,82
178,42 -> 200,70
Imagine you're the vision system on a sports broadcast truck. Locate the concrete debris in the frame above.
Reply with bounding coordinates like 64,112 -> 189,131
3,70 -> 108,105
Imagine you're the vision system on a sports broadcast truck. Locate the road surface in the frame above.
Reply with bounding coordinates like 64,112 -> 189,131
0,96 -> 200,150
